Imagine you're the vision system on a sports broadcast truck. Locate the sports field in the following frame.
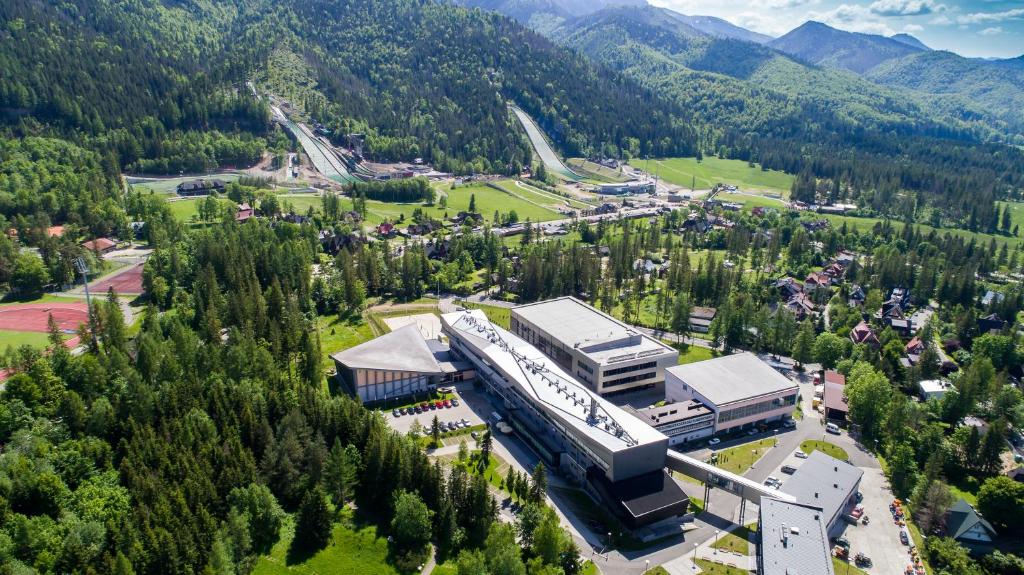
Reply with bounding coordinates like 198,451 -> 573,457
629,157 -> 794,193
128,173 -> 240,195
91,262 -> 145,295
0,301 -> 88,350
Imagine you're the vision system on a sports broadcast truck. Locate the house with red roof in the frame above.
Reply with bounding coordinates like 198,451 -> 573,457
236,203 -> 255,222
823,371 -> 849,422
81,237 -> 117,254
849,321 -> 879,347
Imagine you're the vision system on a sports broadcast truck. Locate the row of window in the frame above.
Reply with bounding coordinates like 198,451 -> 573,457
718,395 -> 797,423
602,361 -> 656,378
603,371 -> 656,388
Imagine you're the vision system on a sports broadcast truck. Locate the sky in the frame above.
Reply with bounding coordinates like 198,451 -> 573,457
647,0 -> 1024,58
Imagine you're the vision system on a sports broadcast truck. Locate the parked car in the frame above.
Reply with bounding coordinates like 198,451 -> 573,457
393,409 -> 400,417
783,419 -> 797,428
708,438 -> 721,446
900,530 -> 909,545
443,400 -> 452,408
451,399 -> 460,407
747,429 -> 758,436
795,450 -> 808,459
414,406 -> 422,414
461,418 -> 470,426
471,431 -> 479,439
781,465 -> 797,474
765,476 -> 780,487
826,422 -> 841,434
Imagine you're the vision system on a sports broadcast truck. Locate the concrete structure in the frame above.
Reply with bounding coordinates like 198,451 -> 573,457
665,353 -> 799,434
441,309 -> 688,528
757,498 -> 835,575
822,371 -> 848,421
510,297 -> 678,395
330,325 -> 472,403
780,451 -> 863,536
919,378 -> 952,400
625,400 -> 714,446
688,306 -> 716,334
594,181 -> 655,195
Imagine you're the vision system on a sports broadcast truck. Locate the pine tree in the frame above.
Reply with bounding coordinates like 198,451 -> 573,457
294,486 -> 332,553
791,319 -> 815,369
530,462 -> 548,503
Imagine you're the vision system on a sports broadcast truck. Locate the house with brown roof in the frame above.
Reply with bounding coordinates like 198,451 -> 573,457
785,293 -> 815,320
236,203 -> 254,222
81,237 -> 117,254
849,321 -> 879,347
822,371 -> 849,421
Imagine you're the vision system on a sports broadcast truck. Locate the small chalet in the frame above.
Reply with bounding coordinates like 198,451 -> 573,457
236,203 -> 254,222
176,178 -> 225,196
804,271 -> 832,293
849,321 -> 879,347
905,337 -> 925,356
978,313 -> 1007,334
376,222 -> 396,237
822,262 -> 845,279
785,293 -> 815,320
801,219 -> 829,232
980,290 -> 1005,308
81,237 -> 117,254
847,284 -> 866,307
689,307 -> 716,334
945,499 -> 997,550
774,277 -> 804,299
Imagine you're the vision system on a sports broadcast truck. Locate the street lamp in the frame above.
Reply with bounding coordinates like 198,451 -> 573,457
644,560 -> 649,573
713,530 -> 720,554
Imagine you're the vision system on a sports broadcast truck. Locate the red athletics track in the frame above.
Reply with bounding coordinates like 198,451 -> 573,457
0,302 -> 90,333
91,262 -> 145,295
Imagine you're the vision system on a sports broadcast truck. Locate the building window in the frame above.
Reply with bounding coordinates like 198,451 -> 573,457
603,371 -> 656,387
576,360 -> 593,374
602,361 -> 657,377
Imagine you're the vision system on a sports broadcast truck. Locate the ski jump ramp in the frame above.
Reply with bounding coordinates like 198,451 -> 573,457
509,105 -> 583,181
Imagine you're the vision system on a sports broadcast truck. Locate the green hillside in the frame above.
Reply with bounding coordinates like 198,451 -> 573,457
631,157 -> 793,193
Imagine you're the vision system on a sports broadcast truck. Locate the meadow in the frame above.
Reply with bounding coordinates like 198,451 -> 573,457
629,156 -> 794,193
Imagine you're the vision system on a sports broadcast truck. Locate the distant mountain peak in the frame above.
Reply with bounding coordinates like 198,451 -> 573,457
769,20 -> 925,74
664,13 -> 773,44
890,33 -> 930,51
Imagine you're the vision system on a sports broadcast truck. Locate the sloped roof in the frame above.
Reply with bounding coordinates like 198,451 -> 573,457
330,324 -> 441,373
946,499 -> 996,541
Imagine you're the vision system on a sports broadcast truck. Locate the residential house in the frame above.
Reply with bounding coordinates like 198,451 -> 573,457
81,237 -> 117,254
980,290 -> 1005,308
785,293 -> 815,320
945,499 -> 997,551
889,287 -> 911,308
774,277 -> 804,300
822,263 -> 845,280
835,251 -> 856,268
847,284 -> 866,307
804,271 -> 833,294
235,203 -> 254,222
905,337 -> 925,356
822,371 -> 849,422
594,203 -> 617,215
801,219 -> 829,232
452,211 -> 483,226
681,214 -> 711,233
849,321 -> 879,347
918,379 -> 952,400
376,222 -> 396,237
176,178 -> 225,196
978,313 -> 1008,334
424,239 -> 452,260
1007,467 -> 1024,483
689,307 -> 716,334
319,230 -> 362,255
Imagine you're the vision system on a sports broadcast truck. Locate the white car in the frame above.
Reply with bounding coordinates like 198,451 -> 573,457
708,438 -> 721,446
795,450 -> 809,459
783,419 -> 797,428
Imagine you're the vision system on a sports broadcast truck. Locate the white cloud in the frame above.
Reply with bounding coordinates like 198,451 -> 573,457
868,0 -> 943,17
902,24 -> 924,33
728,11 -> 794,36
930,14 -> 953,25
979,26 -> 1003,35
807,4 -> 896,35
957,8 -> 1024,25
751,0 -> 817,8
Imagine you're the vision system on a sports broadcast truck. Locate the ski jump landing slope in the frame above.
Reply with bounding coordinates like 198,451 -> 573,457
509,105 -> 582,181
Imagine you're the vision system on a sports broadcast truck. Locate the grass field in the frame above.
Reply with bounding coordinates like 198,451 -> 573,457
694,559 -> 748,574
165,197 -> 236,222
800,440 -> 849,461
710,524 -> 755,555
0,329 -> 55,350
456,301 -> 511,329
674,344 -> 716,365
360,181 -> 562,226
128,173 -> 240,195
317,314 -> 374,369
713,438 -> 777,474
832,557 -> 870,575
0,294 -> 82,306
566,159 -> 630,183
278,194 -> 323,215
630,157 -> 794,193
495,180 -> 591,210
252,513 -> 401,575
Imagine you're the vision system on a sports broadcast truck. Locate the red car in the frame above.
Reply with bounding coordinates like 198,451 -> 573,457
434,401 -> 444,409
443,400 -> 452,408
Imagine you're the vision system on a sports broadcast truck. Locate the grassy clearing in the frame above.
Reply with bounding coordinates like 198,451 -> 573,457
433,565 -> 458,575
716,192 -> 787,209
631,157 -> 794,193
361,181 -> 561,226
580,560 -> 600,575
710,523 -> 756,555
713,438 -> 777,475
252,513 -> 402,575
456,301 -> 511,329
317,314 -> 374,369
0,330 -> 57,350
817,212 -> 1021,249
0,294 -> 83,306
278,194 -> 322,215
799,440 -> 849,461
693,559 -> 748,574
128,173 -> 240,194
673,344 -> 716,365
832,557 -> 870,575
566,159 -> 629,183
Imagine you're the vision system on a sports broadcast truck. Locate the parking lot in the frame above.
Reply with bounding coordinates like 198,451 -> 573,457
385,384 -> 486,435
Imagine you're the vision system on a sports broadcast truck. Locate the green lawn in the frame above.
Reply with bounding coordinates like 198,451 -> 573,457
165,197 -> 234,222
673,344 -> 716,365
456,301 -> 511,329
566,158 -> 630,183
252,514 -> 402,575
361,181 -> 562,226
580,560 -> 600,575
694,559 -> 748,575
0,294 -> 83,306
799,440 -> 849,461
630,157 -> 794,193
433,565 -> 458,575
128,173 -> 240,195
317,314 -> 374,368
278,194 -> 323,215
713,438 -> 777,475
832,557 -> 870,575
716,192 -> 787,209
0,330 -> 56,350
996,200 -> 1024,234
710,524 -> 756,555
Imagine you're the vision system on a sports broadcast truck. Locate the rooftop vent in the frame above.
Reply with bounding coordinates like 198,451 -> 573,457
790,526 -> 800,535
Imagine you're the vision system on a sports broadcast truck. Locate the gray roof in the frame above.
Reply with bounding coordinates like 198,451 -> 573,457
780,451 -> 863,526
330,324 -> 442,373
511,297 -> 675,365
759,498 -> 835,575
946,499 -> 997,541
665,352 -> 798,406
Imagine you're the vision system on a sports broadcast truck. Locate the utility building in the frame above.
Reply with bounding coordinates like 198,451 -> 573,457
442,309 -> 688,529
510,297 -> 678,395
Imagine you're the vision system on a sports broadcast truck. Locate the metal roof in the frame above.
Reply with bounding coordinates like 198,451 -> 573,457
330,324 -> 442,373
779,451 -> 863,526
665,352 -> 798,407
442,309 -> 665,452
511,297 -> 675,365
759,498 -> 835,575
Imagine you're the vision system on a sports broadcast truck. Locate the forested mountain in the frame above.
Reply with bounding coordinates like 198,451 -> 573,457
548,4 -> 1024,226
890,33 -> 930,51
0,0 -> 695,177
768,21 -> 925,73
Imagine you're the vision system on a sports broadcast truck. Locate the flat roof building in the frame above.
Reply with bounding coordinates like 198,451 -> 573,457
442,309 -> 688,528
594,181 -> 655,195
510,297 -> 678,395
919,379 -> 952,400
625,400 -> 715,446
330,325 -> 472,403
757,498 -> 835,575
665,353 -> 798,434
779,451 -> 863,536
822,371 -> 848,421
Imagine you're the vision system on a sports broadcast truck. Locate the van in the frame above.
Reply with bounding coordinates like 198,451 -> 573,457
781,465 -> 797,474
826,422 -> 841,434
